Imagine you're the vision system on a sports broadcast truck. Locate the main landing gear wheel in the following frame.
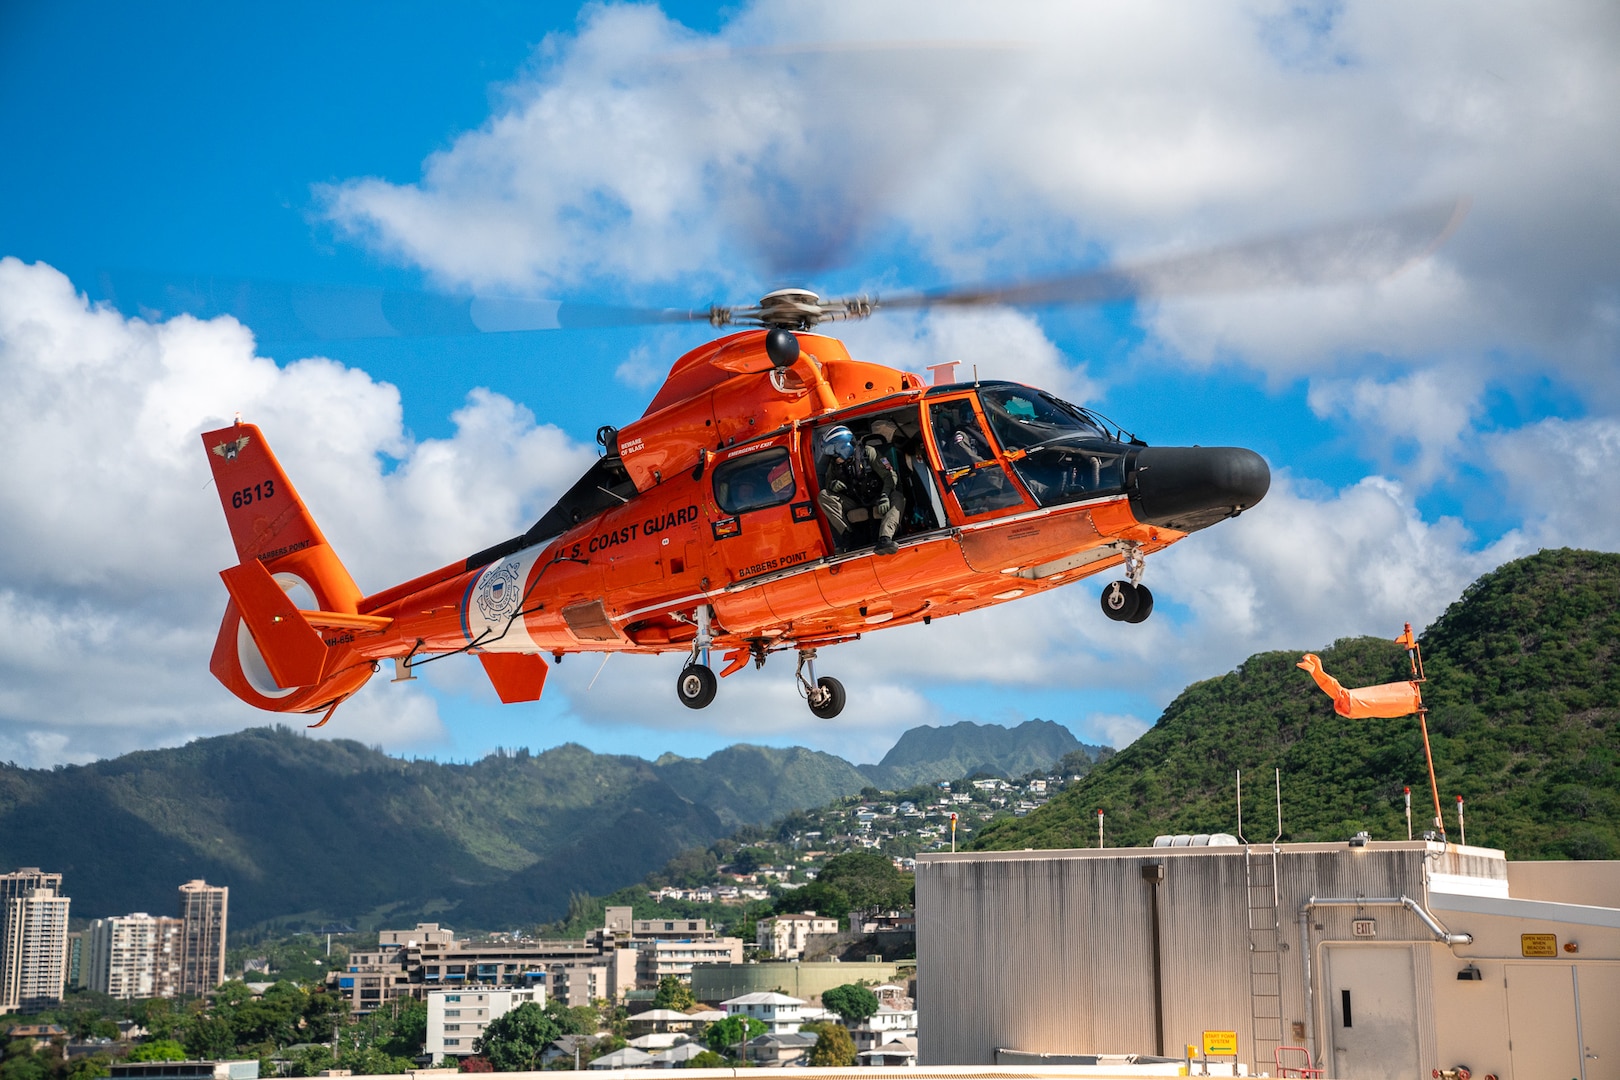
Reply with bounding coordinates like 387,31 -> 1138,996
676,664 -> 717,709
808,676 -> 846,719
1101,581 -> 1154,623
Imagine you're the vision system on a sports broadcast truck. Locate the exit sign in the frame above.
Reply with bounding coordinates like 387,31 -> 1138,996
1352,918 -> 1377,937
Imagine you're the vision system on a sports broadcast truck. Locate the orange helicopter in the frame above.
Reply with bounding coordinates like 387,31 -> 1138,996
198,201 -> 1466,722
202,286 -> 1267,723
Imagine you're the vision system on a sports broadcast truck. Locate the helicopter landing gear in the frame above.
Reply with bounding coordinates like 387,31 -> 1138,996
676,664 -> 717,709
1101,545 -> 1154,624
1101,581 -> 1154,623
676,603 -> 718,709
795,648 -> 846,719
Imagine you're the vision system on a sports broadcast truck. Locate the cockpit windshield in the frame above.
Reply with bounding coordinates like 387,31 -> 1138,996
979,387 -> 1108,450
975,385 -> 1130,507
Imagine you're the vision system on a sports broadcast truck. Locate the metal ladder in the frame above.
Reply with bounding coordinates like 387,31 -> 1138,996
1238,768 -> 1287,1075
1245,843 -> 1285,1071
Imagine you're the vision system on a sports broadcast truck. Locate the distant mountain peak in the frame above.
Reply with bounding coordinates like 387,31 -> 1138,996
859,718 -> 1104,789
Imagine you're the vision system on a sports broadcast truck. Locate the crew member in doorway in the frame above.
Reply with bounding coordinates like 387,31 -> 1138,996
817,424 -> 903,555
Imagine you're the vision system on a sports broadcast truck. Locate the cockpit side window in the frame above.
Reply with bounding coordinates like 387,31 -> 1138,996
926,397 -> 1026,518
713,447 -> 796,514
930,398 -> 995,469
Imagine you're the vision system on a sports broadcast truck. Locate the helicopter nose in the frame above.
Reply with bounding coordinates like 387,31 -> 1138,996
1129,446 -> 1270,533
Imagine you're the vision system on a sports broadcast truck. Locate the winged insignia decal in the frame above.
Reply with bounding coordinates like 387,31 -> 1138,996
211,435 -> 251,460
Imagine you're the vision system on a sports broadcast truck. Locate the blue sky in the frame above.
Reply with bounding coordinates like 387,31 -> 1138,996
1,1 -> 1616,768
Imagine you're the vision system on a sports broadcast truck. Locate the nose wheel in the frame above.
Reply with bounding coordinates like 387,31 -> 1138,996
1100,581 -> 1153,623
1101,545 -> 1154,623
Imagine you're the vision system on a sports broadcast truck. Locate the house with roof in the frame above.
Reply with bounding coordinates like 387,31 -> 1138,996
648,1043 -> 707,1069
850,1004 -> 918,1052
719,991 -> 805,1033
746,1031 -> 817,1066
857,1035 -> 918,1066
588,1046 -> 652,1070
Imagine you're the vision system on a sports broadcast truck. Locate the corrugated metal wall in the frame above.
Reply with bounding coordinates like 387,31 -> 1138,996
917,843 -> 1458,1070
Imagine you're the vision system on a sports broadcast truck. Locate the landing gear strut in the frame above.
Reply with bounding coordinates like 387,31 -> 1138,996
795,648 -> 846,719
1101,545 -> 1154,624
677,604 -> 718,710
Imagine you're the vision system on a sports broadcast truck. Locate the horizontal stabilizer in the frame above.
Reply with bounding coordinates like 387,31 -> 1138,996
478,652 -> 549,704
220,559 -> 328,689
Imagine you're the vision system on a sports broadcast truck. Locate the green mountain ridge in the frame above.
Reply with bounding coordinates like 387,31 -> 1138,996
974,548 -> 1620,859
0,717 -> 1083,932
857,718 -> 1103,788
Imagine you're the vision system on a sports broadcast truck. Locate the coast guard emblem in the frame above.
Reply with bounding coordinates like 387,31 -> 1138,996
476,560 -> 523,622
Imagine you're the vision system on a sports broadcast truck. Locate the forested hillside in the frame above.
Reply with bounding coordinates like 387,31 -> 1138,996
975,549 -> 1620,859
0,718 -> 1081,931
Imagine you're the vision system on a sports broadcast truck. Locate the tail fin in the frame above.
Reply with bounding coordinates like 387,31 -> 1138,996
202,422 -> 374,711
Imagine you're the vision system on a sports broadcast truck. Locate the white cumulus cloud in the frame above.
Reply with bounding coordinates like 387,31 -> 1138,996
0,258 -> 592,766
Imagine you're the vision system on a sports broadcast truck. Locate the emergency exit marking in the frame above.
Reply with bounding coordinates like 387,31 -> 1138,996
1351,918 -> 1377,937
1521,933 -> 1558,957
1202,1030 -> 1238,1056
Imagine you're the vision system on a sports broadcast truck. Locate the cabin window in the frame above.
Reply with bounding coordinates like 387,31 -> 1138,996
713,447 -> 796,514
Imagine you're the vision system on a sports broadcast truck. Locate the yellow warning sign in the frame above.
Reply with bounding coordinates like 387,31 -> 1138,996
1202,1030 -> 1239,1056
1521,933 -> 1558,957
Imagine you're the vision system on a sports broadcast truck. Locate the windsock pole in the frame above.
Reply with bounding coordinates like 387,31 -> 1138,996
1457,795 -> 1466,846
1404,787 -> 1412,840
1097,809 -> 1105,849
1403,622 -> 1446,841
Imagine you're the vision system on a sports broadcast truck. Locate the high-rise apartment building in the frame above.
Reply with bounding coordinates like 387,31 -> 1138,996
84,914 -> 186,1000
178,880 -> 228,995
1,869 -> 69,1013
1,885 -> 71,1013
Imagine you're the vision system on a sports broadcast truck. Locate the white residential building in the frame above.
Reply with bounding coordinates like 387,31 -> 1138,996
426,986 -> 544,1063
720,991 -> 805,1034
756,913 -> 838,959
1,886 -> 70,1013
850,1005 -> 918,1052
84,914 -> 185,1000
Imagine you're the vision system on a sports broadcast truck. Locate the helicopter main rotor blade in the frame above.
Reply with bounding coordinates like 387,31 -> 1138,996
867,198 -> 1470,316
95,271 -> 714,341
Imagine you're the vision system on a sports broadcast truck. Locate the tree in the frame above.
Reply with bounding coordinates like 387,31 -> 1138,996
774,881 -> 850,922
683,1050 -> 726,1069
182,1014 -> 236,1062
806,1024 -> 855,1067
816,851 -> 913,913
652,976 -> 695,1011
703,1017 -> 765,1058
126,1041 -> 187,1063
820,984 -> 879,1024
474,1002 -> 560,1072
374,998 -> 428,1060
541,1002 -> 598,1038
458,1057 -> 494,1073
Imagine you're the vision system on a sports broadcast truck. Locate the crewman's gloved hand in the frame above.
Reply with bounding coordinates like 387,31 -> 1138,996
875,497 -> 891,518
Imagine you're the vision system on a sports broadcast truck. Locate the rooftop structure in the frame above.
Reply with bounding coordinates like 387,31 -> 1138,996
917,839 -> 1620,1077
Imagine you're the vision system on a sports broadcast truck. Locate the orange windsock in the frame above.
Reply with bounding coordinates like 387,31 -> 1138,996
1297,653 -> 1424,719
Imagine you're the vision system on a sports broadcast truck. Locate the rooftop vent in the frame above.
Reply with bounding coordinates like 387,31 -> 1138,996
1151,833 -> 1239,847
